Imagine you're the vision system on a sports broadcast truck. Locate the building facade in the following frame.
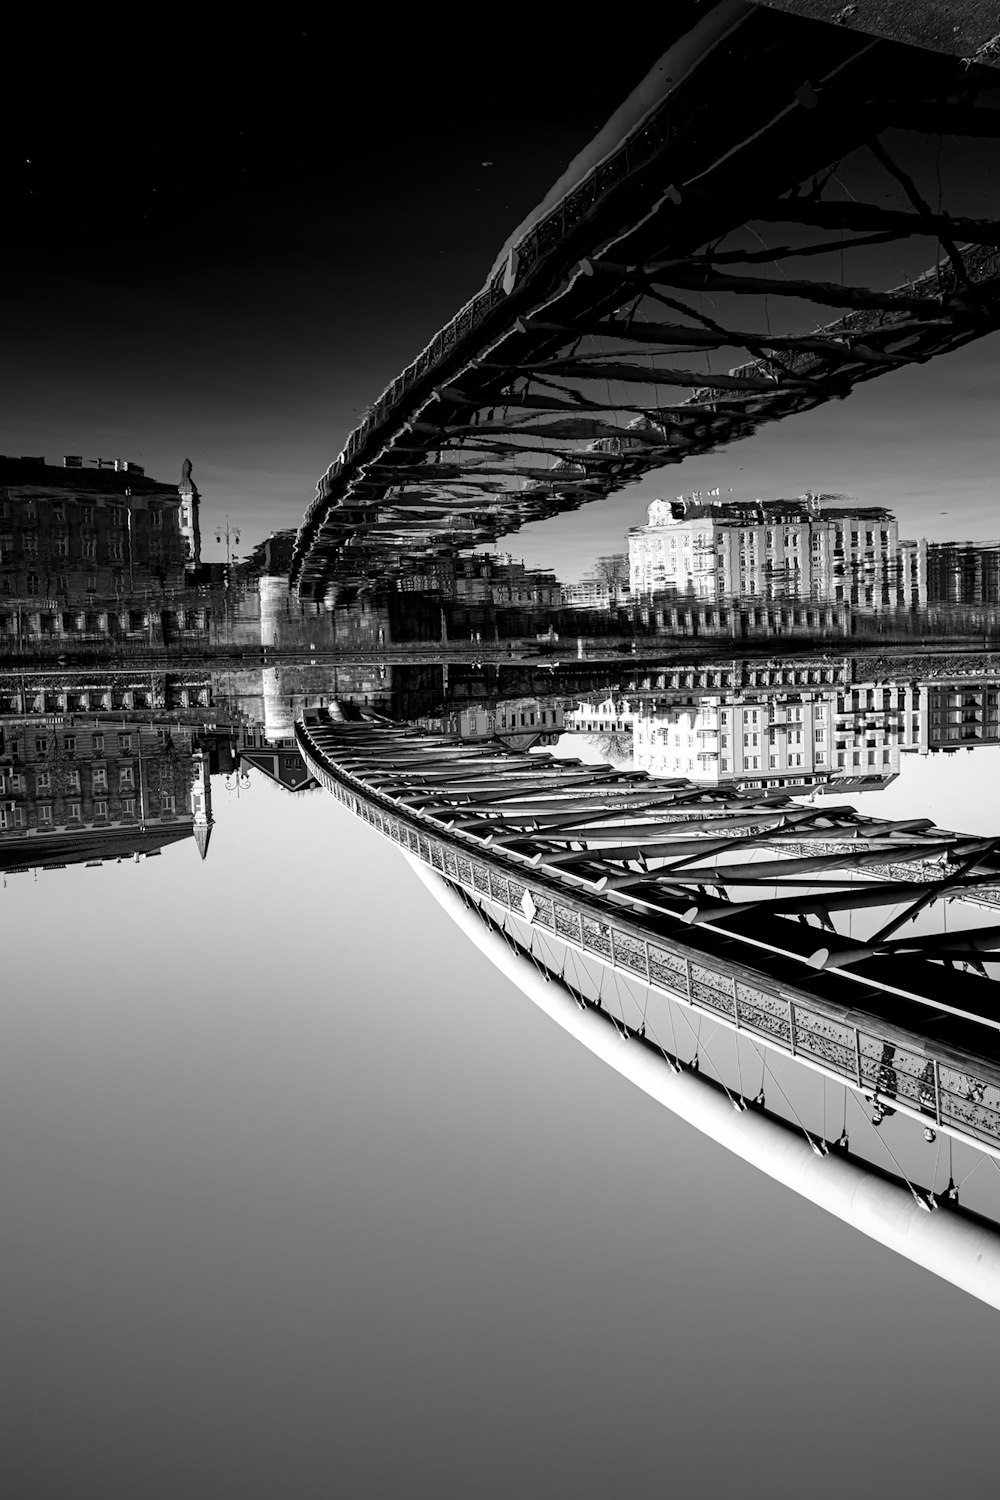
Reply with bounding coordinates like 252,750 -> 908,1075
0,454 -> 200,604
0,717 -> 214,867
627,495 -> 921,611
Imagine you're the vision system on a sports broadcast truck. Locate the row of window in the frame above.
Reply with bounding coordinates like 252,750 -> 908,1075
0,792 -> 177,829
0,501 -> 164,526
32,732 -> 136,755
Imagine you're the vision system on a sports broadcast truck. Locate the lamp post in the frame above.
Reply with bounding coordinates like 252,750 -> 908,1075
215,516 -> 242,588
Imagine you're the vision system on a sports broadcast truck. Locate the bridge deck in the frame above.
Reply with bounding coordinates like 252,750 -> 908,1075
297,710 -> 1000,1158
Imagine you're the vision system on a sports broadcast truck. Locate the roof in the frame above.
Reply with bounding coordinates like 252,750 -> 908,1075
240,748 -> 319,792
0,457 -> 177,496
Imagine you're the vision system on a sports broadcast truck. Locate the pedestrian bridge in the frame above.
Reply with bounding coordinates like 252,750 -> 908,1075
298,706 -> 1000,1307
292,1 -> 1000,594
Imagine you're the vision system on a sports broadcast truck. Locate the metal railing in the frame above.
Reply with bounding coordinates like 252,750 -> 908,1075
297,720 -> 1000,1157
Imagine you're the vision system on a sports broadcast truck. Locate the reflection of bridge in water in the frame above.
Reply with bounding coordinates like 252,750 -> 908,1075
298,706 -> 1000,1308
292,2 -> 1000,594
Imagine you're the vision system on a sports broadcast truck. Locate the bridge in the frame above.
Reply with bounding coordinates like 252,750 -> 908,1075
298,706 -> 1000,1307
292,0 -> 1000,595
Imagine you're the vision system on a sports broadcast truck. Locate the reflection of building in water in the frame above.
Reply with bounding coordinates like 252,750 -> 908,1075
632,595 -> 850,639
238,744 -> 318,793
627,495 -> 923,611
631,678 -> 927,792
0,454 -> 198,603
416,698 -> 564,750
564,696 -> 635,734
926,680 -> 1000,748
398,554 -> 563,608
0,718 -> 214,869
924,542 -> 1000,606
0,672 -> 213,716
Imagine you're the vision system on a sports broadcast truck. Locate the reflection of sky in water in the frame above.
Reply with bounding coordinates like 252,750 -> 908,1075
5,717 -> 1000,1493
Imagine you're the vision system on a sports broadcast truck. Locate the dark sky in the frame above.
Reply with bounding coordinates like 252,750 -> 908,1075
5,14 -> 1000,571
1,17 -> 659,555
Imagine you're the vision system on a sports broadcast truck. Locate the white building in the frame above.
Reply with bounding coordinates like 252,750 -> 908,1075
563,696 -> 635,735
627,496 -> 918,609
632,679 -> 926,791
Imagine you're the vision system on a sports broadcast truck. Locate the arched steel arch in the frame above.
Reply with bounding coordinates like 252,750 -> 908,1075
293,2 -> 1000,594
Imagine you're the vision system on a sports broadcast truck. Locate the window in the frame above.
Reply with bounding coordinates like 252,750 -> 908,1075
94,800 -> 108,818
23,534 -> 37,556
150,508 -> 162,528
66,769 -> 80,793
35,737 -> 48,755
37,804 -> 53,825
119,766 -> 134,788
161,792 -> 176,814
110,540 -> 124,559
0,804 -> 24,829
93,734 -> 104,753
53,536 -> 68,557
82,539 -> 96,558
68,801 -> 81,820
80,505 -> 93,524
93,767 -> 107,791
36,771 -> 51,792
64,735 -> 76,754
118,733 -> 133,752
122,797 -> 136,815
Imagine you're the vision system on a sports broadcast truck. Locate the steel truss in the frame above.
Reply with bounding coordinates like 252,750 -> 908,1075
297,708 -> 1000,1160
293,7 -> 1000,592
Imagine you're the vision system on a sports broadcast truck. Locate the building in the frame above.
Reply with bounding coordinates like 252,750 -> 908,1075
924,541 -> 1000,606
239,746 -> 319,792
627,494 -> 915,609
926,681 -> 1000,749
563,696 -> 635,734
417,697 -> 564,749
631,677 -> 923,791
177,457 -> 202,565
0,453 -> 201,603
0,717 -> 215,867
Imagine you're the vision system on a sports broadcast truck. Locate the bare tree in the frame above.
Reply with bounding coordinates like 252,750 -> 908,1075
585,731 -> 632,764
586,554 -> 629,591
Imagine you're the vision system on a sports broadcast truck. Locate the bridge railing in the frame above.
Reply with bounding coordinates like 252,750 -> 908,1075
297,723 -> 1000,1157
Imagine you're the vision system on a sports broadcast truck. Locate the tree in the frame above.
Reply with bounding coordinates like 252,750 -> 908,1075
586,731 -> 632,765
586,554 -> 629,591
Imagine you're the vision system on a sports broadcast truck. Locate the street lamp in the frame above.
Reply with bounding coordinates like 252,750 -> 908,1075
215,516 -> 242,586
